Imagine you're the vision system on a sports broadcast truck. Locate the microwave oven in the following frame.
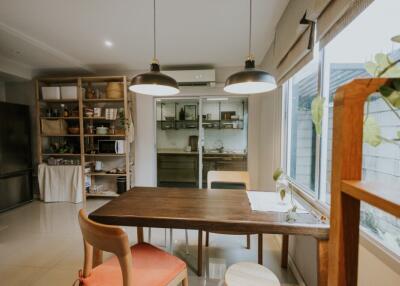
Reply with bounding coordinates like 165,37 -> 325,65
98,140 -> 125,154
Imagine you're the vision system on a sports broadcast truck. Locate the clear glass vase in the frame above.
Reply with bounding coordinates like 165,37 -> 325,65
275,175 -> 289,205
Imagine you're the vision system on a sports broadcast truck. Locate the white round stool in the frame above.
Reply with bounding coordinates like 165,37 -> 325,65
225,262 -> 280,286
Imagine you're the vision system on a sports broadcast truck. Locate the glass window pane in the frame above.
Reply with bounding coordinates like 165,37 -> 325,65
323,0 -> 400,255
287,59 -> 319,192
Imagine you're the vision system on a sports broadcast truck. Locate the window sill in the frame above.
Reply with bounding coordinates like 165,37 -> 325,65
288,181 -> 400,274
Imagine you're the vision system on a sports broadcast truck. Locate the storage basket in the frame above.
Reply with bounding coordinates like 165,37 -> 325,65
60,86 -> 78,100
41,86 -> 60,100
41,119 -> 68,135
106,82 -> 123,99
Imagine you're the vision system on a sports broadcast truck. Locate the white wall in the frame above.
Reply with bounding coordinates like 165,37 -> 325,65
134,94 -> 157,187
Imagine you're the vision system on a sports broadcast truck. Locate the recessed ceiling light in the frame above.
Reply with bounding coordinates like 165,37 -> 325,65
104,40 -> 113,47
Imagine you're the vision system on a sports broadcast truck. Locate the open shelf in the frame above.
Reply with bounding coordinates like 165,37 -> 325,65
83,117 -> 115,120
341,180 -> 400,217
41,134 -> 80,137
83,98 -> 124,102
85,154 -> 126,157
87,172 -> 126,176
40,117 -> 79,119
40,99 -> 78,103
84,134 -> 126,137
42,153 -> 81,156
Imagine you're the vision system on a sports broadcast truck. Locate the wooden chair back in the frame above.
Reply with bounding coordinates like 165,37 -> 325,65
207,171 -> 250,190
78,209 -> 133,286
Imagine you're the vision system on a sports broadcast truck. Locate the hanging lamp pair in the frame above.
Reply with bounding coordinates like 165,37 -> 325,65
129,0 -> 276,96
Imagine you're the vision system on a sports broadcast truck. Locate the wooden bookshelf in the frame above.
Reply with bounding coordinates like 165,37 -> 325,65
36,76 -> 134,202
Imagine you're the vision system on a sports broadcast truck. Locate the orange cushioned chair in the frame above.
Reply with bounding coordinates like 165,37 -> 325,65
77,209 -> 189,286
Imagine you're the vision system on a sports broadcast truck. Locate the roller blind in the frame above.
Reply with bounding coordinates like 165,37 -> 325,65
261,0 -> 331,86
317,0 -> 374,48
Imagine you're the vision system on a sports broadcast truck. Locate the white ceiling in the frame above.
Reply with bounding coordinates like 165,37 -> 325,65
0,0 -> 289,78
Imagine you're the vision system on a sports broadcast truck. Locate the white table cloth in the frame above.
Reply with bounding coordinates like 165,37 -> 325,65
38,164 -> 83,203
246,191 -> 308,213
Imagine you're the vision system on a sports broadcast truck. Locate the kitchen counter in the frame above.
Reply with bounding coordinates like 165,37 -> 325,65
157,148 -> 247,156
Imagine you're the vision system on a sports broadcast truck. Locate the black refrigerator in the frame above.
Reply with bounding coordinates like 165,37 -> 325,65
0,102 -> 33,212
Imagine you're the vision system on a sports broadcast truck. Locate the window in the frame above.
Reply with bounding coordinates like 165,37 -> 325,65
287,59 -> 319,192
284,0 -> 400,256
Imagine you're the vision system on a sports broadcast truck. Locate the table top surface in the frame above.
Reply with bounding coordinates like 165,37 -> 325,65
89,187 -> 329,239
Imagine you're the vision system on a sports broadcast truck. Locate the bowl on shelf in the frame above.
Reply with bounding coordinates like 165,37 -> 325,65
67,127 -> 80,134
96,126 -> 109,135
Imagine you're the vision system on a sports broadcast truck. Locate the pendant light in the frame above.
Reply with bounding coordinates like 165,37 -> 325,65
224,0 -> 276,94
129,0 -> 179,96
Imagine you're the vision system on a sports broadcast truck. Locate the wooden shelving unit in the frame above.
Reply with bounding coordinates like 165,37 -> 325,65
328,78 -> 399,286
35,76 -> 134,201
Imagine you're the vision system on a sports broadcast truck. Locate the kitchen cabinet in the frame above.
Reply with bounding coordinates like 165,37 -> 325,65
157,154 -> 198,187
202,154 -> 247,185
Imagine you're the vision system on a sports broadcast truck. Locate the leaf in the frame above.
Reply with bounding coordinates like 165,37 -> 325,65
363,117 -> 382,147
381,65 -> 400,78
397,131 -> 400,139
379,85 -> 395,97
273,168 -> 283,181
311,96 -> 324,135
365,61 -> 379,76
393,79 -> 400,91
375,53 -> 390,68
386,90 -> 400,108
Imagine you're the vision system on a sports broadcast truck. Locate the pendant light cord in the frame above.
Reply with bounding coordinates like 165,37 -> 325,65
153,0 -> 157,61
248,0 -> 252,58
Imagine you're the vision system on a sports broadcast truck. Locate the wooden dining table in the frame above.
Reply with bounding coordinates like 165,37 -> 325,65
89,187 -> 330,286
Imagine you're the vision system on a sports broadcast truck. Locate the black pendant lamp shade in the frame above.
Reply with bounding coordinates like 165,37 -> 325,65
224,58 -> 276,94
129,0 -> 179,96
224,0 -> 276,94
129,61 -> 179,96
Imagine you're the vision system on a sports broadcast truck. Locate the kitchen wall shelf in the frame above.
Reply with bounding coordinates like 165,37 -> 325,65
36,76 -> 135,203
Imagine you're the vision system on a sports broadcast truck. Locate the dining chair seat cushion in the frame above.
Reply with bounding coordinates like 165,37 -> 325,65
225,262 -> 280,286
81,243 -> 186,286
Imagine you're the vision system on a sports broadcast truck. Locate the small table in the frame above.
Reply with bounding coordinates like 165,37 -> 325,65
89,187 -> 329,286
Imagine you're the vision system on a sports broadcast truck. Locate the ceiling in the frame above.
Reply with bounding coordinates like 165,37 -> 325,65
0,0 -> 289,78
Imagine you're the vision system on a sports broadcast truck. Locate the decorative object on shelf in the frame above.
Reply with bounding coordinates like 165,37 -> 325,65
165,116 -> 175,121
106,82 -> 123,99
85,108 -> 94,117
221,111 -> 235,120
184,105 -> 197,120
129,0 -> 179,96
224,0 -> 276,94
49,142 -> 74,154
85,83 -> 96,99
94,161 -> 103,172
96,126 -> 109,135
93,107 -> 102,117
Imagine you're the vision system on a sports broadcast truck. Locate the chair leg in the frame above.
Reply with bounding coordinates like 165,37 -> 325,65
148,228 -> 151,243
246,234 -> 251,249
185,229 -> 189,254
258,233 -> 263,265
205,231 -> 209,247
182,272 -> 189,286
197,230 -> 203,276
281,234 -> 289,268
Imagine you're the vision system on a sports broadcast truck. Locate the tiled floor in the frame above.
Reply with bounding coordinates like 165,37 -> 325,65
0,199 -> 298,286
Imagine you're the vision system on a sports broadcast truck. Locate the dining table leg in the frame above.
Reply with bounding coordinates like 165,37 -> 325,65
197,230 -> 203,276
281,234 -> 289,268
317,239 -> 329,286
137,227 -> 144,243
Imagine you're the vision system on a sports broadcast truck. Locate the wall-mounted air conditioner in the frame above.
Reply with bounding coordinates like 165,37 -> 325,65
163,69 -> 216,86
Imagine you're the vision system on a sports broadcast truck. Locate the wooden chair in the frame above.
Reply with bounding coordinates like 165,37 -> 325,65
225,262 -> 280,286
77,209 -> 189,286
203,171 -> 263,264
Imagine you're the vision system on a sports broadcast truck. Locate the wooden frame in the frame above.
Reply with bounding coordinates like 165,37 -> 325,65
35,76 -> 134,202
328,78 -> 400,286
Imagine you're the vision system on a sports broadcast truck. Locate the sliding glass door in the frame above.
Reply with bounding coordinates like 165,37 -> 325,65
156,96 -> 248,189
